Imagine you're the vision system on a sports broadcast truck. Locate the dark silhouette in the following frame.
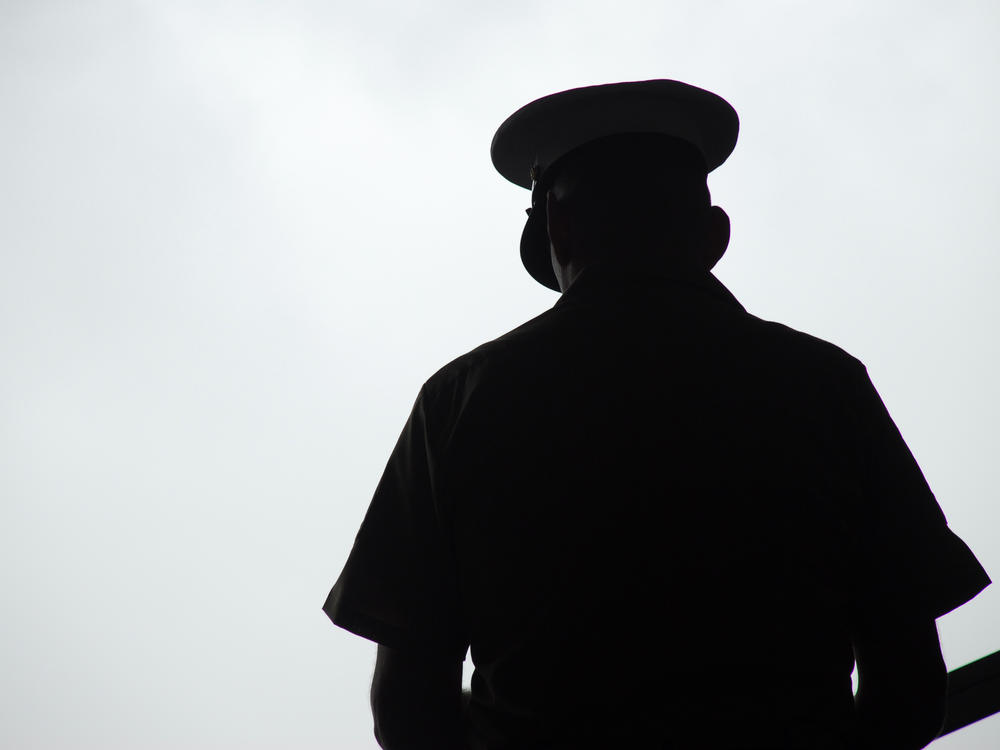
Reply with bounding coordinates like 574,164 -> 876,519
323,80 -> 991,750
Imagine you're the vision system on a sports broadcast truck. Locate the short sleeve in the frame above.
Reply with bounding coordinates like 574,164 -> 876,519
323,384 -> 468,661
849,365 -> 990,625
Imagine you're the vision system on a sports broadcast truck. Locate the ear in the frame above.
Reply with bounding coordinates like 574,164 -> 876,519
700,205 -> 730,272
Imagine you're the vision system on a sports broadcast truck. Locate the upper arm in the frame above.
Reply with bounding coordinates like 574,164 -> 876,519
845,366 -> 980,746
370,643 -> 464,750
324,384 -> 468,658
848,365 -> 989,623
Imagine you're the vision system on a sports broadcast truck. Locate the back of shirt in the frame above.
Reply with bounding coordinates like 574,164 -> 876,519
325,266 -> 990,749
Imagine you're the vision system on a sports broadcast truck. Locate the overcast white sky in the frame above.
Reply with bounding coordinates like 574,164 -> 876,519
2,1 -> 997,748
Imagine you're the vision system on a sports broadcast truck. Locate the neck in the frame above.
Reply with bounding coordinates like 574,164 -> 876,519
560,251 -> 708,293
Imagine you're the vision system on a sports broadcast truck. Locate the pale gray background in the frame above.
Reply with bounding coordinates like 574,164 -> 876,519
2,1 -> 997,748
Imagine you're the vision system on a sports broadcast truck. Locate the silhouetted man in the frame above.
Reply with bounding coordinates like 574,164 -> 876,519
323,80 -> 990,749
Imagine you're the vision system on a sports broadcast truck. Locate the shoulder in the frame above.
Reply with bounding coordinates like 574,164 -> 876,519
739,312 -> 869,383
418,300 -> 873,415
419,305 -> 570,398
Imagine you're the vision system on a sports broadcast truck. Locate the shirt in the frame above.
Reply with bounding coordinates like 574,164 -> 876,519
324,263 -> 990,749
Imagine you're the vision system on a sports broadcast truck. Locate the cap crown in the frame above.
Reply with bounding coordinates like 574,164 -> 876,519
491,79 -> 739,190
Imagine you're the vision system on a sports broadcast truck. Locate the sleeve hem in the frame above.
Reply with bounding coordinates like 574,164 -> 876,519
323,595 -> 468,662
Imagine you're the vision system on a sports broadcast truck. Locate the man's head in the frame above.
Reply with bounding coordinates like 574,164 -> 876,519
490,80 -> 739,292
540,133 -> 731,292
